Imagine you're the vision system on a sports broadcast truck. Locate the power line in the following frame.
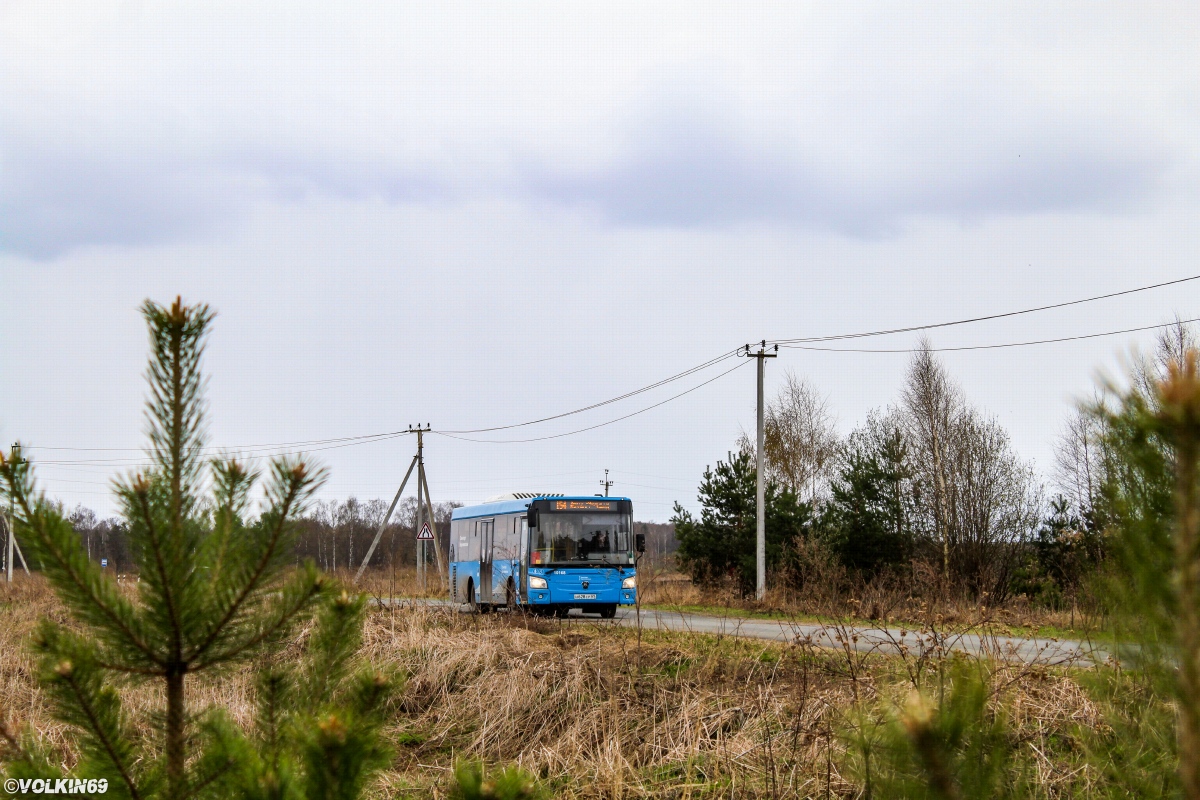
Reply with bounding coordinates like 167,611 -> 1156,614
31,359 -> 750,466
776,316 -> 1200,354
768,273 -> 1200,346
25,430 -> 411,455
19,274 -> 1200,462
33,430 -> 413,467
434,359 -> 752,444
439,349 -> 741,434
23,350 -> 742,454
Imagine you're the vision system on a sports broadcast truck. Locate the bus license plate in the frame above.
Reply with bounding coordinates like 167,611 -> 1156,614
574,593 -> 597,600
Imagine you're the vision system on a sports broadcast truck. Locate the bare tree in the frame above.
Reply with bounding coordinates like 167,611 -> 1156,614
1049,318 -> 1197,524
900,339 -> 1040,594
738,371 -> 839,505
1054,396 -> 1109,519
68,504 -> 98,561
1134,315 -> 1197,402
949,411 -> 1042,597
901,338 -> 962,581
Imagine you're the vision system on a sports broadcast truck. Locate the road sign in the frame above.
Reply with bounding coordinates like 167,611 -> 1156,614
416,522 -> 434,541
101,559 -> 108,568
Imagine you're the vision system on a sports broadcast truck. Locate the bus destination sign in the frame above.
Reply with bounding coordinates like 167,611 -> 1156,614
554,500 -> 614,511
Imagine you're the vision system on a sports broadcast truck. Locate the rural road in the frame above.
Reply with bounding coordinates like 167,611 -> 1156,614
611,607 -> 1101,665
379,598 -> 1104,665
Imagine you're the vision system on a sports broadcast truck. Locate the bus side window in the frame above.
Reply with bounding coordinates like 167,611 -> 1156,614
503,515 -> 518,559
495,515 -> 509,560
493,515 -> 506,560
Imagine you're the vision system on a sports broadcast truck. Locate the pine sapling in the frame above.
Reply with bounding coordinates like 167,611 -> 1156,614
0,298 -> 343,799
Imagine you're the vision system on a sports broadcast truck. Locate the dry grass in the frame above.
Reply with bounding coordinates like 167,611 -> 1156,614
344,565 -> 446,601
1,573 -> 1112,798
636,561 -> 1103,640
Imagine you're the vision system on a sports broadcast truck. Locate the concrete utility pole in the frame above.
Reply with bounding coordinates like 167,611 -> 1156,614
415,426 -> 426,589
6,443 -> 18,583
743,342 -> 777,601
4,507 -> 10,585
600,469 -> 613,497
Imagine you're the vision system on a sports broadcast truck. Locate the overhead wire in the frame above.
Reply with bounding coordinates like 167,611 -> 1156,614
437,348 -> 742,434
23,348 -> 743,456
19,273 -> 1200,464
776,316 -> 1200,353
767,273 -> 1200,346
432,362 -> 748,448
32,430 -> 414,467
24,430 -> 411,453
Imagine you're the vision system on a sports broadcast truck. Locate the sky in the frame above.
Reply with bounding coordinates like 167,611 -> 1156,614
3,3 -> 1200,522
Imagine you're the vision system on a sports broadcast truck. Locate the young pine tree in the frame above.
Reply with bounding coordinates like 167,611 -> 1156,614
844,662 -> 1026,800
671,450 -> 812,594
0,298 -> 394,800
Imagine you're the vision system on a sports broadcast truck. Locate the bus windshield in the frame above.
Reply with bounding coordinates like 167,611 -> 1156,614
531,512 -> 633,566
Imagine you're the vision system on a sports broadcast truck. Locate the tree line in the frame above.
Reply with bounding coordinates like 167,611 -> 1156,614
673,326 -> 1195,606
61,496 -> 458,575
60,499 -> 679,575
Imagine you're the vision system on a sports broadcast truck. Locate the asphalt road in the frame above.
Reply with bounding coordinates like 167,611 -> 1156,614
379,598 -> 1103,665
610,607 -> 1101,665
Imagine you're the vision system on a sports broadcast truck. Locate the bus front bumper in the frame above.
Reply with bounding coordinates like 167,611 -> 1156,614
525,588 -> 636,605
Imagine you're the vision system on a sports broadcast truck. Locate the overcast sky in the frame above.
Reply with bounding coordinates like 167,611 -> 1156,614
3,3 -> 1199,521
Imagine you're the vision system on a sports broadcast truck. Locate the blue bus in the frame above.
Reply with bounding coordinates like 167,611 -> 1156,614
449,494 -> 643,617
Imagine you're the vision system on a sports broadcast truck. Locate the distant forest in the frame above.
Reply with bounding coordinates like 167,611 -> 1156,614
54,499 -> 676,575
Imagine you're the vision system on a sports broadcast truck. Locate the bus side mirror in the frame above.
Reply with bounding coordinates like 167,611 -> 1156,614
527,509 -> 538,528
635,533 -> 646,553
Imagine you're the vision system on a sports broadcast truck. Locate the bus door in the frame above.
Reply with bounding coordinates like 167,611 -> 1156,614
479,519 -> 495,604
518,516 -> 529,598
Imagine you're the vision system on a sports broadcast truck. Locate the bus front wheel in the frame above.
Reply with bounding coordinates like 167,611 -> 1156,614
599,604 -> 617,619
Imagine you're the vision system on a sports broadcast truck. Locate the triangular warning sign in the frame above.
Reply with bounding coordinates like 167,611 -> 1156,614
416,522 -> 434,540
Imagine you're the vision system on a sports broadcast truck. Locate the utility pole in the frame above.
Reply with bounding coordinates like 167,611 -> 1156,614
6,444 -> 17,583
600,469 -> 613,497
354,424 -> 443,590
413,425 -> 429,590
743,342 -> 777,601
5,445 -> 29,583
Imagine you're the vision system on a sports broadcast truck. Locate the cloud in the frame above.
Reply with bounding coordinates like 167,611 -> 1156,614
0,141 -> 234,259
0,139 -> 467,259
521,95 -> 1171,236
3,99 -> 1169,259
0,4 -> 1190,258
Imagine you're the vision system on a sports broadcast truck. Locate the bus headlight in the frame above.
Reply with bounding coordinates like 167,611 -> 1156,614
621,576 -> 636,589
528,576 -> 547,589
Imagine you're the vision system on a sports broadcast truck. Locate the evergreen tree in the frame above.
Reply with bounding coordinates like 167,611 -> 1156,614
844,662 -> 1027,800
1011,495 -> 1105,608
0,298 -> 394,800
1061,342 -> 1200,797
821,420 -> 913,574
671,450 -> 812,594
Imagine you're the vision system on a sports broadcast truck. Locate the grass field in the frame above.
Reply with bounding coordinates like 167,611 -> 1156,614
1,571 -> 1140,799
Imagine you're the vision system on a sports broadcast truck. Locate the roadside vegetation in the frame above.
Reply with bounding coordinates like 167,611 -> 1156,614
0,572 -> 1137,799
662,326 -> 1198,641
4,296 -> 1200,797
